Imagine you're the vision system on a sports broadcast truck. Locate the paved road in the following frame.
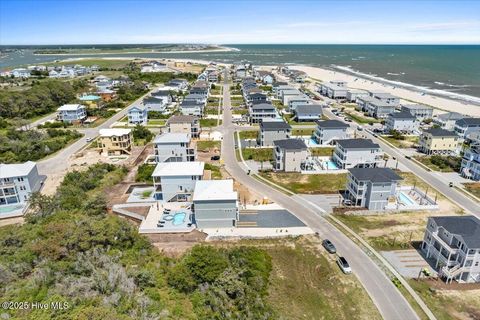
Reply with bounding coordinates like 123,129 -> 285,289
37,88 -> 157,175
219,71 -> 419,320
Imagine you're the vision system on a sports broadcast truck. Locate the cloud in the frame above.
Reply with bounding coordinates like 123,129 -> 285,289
285,20 -> 372,28
408,20 -> 480,31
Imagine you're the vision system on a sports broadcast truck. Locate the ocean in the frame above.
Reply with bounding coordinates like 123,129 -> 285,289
1,44 -> 479,102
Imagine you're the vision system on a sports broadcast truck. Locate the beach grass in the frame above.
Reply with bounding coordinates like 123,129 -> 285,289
258,172 -> 347,194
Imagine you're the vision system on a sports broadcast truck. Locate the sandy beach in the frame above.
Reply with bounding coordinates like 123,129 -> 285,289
292,65 -> 480,117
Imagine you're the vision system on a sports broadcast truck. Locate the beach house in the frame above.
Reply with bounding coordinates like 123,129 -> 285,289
247,93 -> 268,105
313,120 -> 350,145
418,128 -> 459,155
255,71 -> 274,84
287,95 -> 311,111
128,105 -> 148,125
249,103 -> 278,124
401,104 -> 433,122
166,115 -> 200,138
259,121 -> 292,147
433,112 -> 467,131
345,167 -> 403,210
333,139 -> 382,169
460,143 -> 480,181
454,118 -> 480,139
346,89 -> 368,102
193,179 -> 239,228
57,104 -> 87,123
273,139 -> 308,172
318,82 -> 348,100
143,97 -> 168,113
281,89 -> 303,106
293,104 -> 323,122
0,161 -> 42,209
152,161 -> 204,202
180,100 -> 203,117
153,132 -> 196,163
421,216 -> 480,283
98,129 -> 133,156
385,111 -> 418,133
357,96 -> 396,119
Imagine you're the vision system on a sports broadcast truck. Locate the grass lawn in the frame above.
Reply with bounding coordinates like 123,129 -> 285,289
292,128 -> 315,136
284,114 -> 316,126
272,100 -> 285,109
345,111 -> 381,124
204,163 -> 222,180
233,108 -> 248,115
408,279 -> 480,320
382,135 -> 419,148
413,155 -> 461,173
44,58 -> 130,69
197,140 -> 221,152
463,182 -> 480,198
200,119 -> 219,127
259,172 -> 347,194
242,148 -> 273,162
210,87 -> 222,95
310,147 -> 335,156
239,130 -> 259,140
205,107 -> 219,115
231,99 -> 244,107
147,119 -> 166,126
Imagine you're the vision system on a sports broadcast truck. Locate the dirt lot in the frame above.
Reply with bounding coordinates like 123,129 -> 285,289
148,230 -> 208,257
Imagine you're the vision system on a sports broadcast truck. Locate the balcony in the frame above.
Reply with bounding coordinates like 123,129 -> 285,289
431,232 -> 460,254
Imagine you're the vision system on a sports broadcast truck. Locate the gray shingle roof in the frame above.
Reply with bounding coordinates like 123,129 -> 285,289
315,120 -> 349,129
260,121 -> 292,131
389,111 -> 416,119
167,115 -> 197,124
456,117 -> 480,126
423,128 -> 457,137
337,139 -> 380,149
295,104 -> 323,115
348,167 -> 402,183
251,103 -> 275,110
431,216 -> 480,249
437,112 -> 466,121
274,139 -> 308,150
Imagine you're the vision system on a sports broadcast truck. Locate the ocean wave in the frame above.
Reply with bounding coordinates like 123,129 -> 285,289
387,72 -> 406,76
434,81 -> 470,88
334,65 -> 480,105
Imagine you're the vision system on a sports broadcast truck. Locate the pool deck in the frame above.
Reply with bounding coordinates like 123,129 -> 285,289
127,187 -> 156,203
0,204 -> 26,219
139,202 -> 195,233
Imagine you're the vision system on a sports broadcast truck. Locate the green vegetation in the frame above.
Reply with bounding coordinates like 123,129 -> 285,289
242,148 -> 273,162
413,155 -> 461,172
310,147 -> 335,156
204,163 -> 222,179
239,130 -> 258,140
259,172 -> 347,194
344,111 -> 380,124
0,128 -> 82,163
146,119 -> 166,126
382,134 -> 418,148
292,128 -> 315,136
197,140 -> 221,152
463,182 -> 480,198
135,163 -> 155,182
0,79 -> 88,119
284,114 -> 316,125
230,98 -> 244,107
233,108 -> 248,115
272,100 -> 284,109
126,65 -> 197,84
258,85 -> 272,92
45,58 -> 132,69
132,124 -> 153,145
200,119 -> 219,127
205,107 -> 219,115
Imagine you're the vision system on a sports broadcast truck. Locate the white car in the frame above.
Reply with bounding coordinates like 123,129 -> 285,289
337,256 -> 352,274
86,137 -> 93,142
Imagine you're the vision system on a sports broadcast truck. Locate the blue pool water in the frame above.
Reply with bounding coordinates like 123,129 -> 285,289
79,95 -> 101,101
308,138 -> 319,146
0,204 -> 24,215
399,192 -> 415,206
173,212 -> 186,225
325,161 -> 339,170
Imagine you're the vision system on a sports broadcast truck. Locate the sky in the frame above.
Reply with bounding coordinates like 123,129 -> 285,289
1,0 -> 479,45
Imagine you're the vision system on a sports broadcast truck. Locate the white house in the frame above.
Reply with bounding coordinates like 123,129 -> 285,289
127,105 -> 148,125
153,132 -> 196,163
0,161 -> 42,209
57,104 -> 87,123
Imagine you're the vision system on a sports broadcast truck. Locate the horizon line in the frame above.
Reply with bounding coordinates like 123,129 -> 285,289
1,42 -> 480,46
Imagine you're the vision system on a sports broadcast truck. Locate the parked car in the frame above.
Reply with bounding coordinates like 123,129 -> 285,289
449,182 -> 454,187
357,126 -> 363,131
211,155 -> 221,160
86,137 -> 93,142
322,239 -> 337,254
405,155 -> 412,160
337,256 -> 352,274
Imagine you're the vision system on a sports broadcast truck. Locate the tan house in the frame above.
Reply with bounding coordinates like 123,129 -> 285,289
166,115 -> 200,138
418,128 -> 459,155
98,128 -> 133,156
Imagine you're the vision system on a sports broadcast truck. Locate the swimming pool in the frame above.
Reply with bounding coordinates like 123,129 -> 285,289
173,212 -> 186,225
325,160 -> 339,170
0,204 -> 24,215
79,95 -> 101,101
398,192 -> 415,206
308,138 -> 319,146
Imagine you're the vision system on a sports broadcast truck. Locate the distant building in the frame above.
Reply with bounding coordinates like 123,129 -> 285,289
401,104 -> 433,122
143,97 -> 168,113
357,96 -> 396,119
0,161 -> 42,208
346,89 -> 368,102
167,115 -> 200,138
454,118 -> 480,139
127,105 -> 148,125
249,103 -> 278,124
460,143 -> 480,181
57,104 -> 87,123
385,111 -> 418,133
141,61 -> 167,73
293,104 -> 323,122
152,161 -> 204,202
193,179 -> 239,228
281,89 -> 303,106
153,132 -> 196,163
418,128 -> 459,155
421,216 -> 480,283
180,100 -> 203,117
345,167 -> 403,210
259,121 -> 292,147
98,129 -> 133,156
273,139 -> 308,172
313,120 -> 350,145
287,95 -> 311,112
434,112 -> 467,131
317,82 -> 348,100
247,92 -> 268,105
333,139 -> 382,169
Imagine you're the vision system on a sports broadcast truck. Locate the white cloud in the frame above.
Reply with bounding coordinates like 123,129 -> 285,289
408,20 -> 480,31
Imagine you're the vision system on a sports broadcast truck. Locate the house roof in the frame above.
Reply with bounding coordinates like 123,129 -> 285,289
358,96 -> 393,107
274,139 -> 308,150
423,128 -> 457,137
389,111 -> 416,119
321,82 -> 347,91
251,103 -> 275,110
260,121 -> 291,131
152,161 -> 204,177
193,179 -> 237,202
437,112 -> 467,121
99,128 -> 131,137
456,117 -> 480,126
129,105 -> 147,111
336,138 -> 380,149
402,104 -> 432,111
295,104 -> 323,115
57,104 -> 85,111
348,167 -> 403,183
430,216 -> 480,249
288,95 -> 309,102
167,115 -> 197,124
143,97 -> 165,104
315,120 -> 349,129
0,161 -> 36,179
249,92 -> 266,98
185,94 -> 204,99
153,132 -> 190,144
372,92 -> 398,99
152,90 -> 171,97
